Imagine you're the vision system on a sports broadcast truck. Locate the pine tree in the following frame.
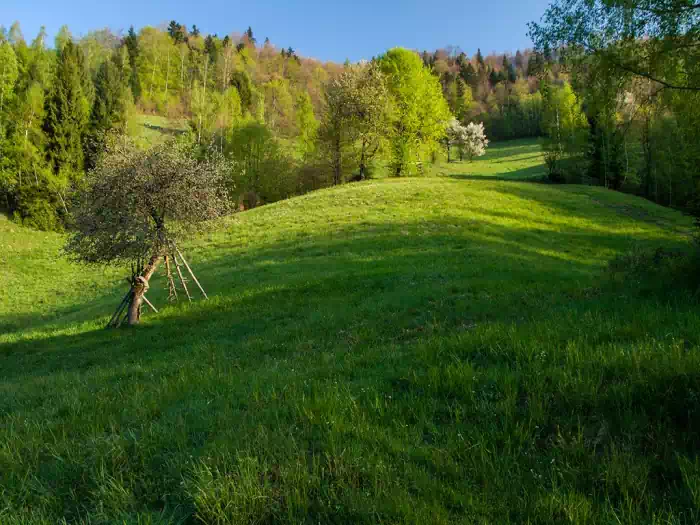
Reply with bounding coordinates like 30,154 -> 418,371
245,26 -> 256,45
191,25 -> 201,38
476,48 -> 485,70
43,41 -> 90,181
168,21 -> 185,43
124,26 -> 141,101
515,50 -> 524,72
86,48 -> 132,168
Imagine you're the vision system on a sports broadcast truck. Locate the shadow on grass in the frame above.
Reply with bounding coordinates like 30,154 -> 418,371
2,193 -> 700,522
1,199 -> 690,383
446,164 -> 547,182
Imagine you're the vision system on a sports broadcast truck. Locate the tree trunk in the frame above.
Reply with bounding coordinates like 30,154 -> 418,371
359,142 -> 367,180
127,254 -> 162,326
333,135 -> 341,185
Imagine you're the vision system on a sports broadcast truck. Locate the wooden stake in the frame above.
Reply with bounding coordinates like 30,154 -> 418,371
116,308 -> 129,328
174,255 -> 192,302
142,294 -> 158,313
175,247 -> 208,300
108,289 -> 132,328
165,255 -> 178,302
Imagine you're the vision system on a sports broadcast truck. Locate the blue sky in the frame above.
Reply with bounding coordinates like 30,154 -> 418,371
1,0 -> 551,62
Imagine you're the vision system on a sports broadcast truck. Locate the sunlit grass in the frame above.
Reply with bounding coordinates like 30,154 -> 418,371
1,141 -> 700,523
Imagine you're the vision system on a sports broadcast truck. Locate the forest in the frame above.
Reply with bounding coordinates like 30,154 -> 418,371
3,5 -> 697,232
0,20 -> 563,231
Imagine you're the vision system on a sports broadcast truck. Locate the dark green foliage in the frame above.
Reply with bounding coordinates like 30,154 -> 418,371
245,26 -> 256,45
167,20 -> 186,44
123,26 -> 141,101
230,70 -> 253,111
12,184 -> 63,231
42,40 -> 89,179
204,34 -> 217,64
225,122 -> 295,205
85,51 -> 131,169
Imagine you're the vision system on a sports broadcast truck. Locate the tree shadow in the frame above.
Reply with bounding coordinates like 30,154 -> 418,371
446,164 -> 547,181
1,201 -> 688,383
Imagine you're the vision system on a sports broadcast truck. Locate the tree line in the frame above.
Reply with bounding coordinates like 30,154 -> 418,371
529,0 -> 700,217
0,21 -> 500,230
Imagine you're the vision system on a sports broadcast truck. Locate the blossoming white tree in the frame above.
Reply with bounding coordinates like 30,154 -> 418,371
463,122 -> 489,162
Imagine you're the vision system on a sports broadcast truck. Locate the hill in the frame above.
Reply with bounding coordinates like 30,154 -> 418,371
1,144 -> 700,523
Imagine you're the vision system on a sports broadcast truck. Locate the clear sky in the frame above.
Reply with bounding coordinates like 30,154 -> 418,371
1,0 -> 551,62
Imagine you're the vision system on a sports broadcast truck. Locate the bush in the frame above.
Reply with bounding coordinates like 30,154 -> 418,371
607,245 -> 700,296
12,186 -> 63,232
226,123 -> 297,205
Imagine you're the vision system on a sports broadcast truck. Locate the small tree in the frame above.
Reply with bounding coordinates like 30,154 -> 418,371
66,138 -> 231,326
462,122 -> 489,162
445,118 -> 465,163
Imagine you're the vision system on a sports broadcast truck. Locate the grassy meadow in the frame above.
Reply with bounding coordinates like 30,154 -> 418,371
2,140 -> 700,524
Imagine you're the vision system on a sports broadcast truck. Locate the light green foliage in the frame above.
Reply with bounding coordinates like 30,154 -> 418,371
226,122 -> 295,205
3,83 -> 46,191
190,80 -> 216,144
542,82 -> 588,182
219,86 -> 242,131
295,90 -> 318,159
78,29 -> 120,76
0,41 -> 19,119
380,48 -> 451,176
529,0 -> 700,209
137,27 -> 179,111
262,77 -> 295,136
54,25 -> 72,53
1,142 -> 698,521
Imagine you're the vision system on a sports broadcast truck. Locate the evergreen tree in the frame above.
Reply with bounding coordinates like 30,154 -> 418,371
54,25 -> 72,53
461,62 -> 477,88
168,21 -> 185,43
191,25 -> 201,38
245,26 -> 256,45
43,41 -> 90,182
86,48 -> 132,168
476,48 -> 485,70
124,26 -> 141,101
515,50 -> 524,72
455,78 -> 472,121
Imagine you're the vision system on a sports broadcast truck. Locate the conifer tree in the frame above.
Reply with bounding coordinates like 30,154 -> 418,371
124,26 -> 141,101
43,41 -> 90,183
86,48 -> 132,168
476,48 -> 485,70
245,26 -> 256,45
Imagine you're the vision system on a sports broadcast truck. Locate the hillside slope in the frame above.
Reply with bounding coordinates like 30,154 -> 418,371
1,173 -> 699,523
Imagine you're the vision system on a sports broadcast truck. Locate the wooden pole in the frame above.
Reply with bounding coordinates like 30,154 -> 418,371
108,289 -> 132,328
142,294 -> 158,313
165,255 -> 178,302
174,255 -> 192,302
175,247 -> 208,300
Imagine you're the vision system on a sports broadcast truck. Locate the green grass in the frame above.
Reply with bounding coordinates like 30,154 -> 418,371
131,113 -> 189,147
432,138 -> 548,180
2,140 -> 700,524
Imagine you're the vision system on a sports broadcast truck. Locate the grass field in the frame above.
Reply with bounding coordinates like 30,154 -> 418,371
434,138 -> 548,180
2,140 -> 700,523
